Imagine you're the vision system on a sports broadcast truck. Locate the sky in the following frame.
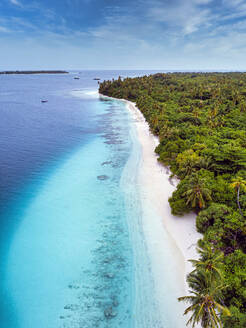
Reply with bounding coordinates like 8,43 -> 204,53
1,0 -> 246,70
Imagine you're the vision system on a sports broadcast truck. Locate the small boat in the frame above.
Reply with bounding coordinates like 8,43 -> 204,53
74,76 -> 80,80
93,78 -> 100,80
41,100 -> 48,103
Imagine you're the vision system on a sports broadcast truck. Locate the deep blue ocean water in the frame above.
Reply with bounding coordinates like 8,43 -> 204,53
0,70 -> 185,328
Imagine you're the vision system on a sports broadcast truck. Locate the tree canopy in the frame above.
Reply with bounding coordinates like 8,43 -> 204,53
100,73 -> 246,327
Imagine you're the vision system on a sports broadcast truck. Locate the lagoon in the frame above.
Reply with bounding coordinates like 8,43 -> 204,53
0,71 -> 186,327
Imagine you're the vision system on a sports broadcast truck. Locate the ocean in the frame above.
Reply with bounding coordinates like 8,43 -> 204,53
0,70 -> 185,328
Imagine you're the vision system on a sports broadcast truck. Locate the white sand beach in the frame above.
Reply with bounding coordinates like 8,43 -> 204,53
100,93 -> 202,326
123,98 -> 202,294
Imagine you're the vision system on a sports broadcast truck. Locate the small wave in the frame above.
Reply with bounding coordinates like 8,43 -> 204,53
71,89 -> 99,99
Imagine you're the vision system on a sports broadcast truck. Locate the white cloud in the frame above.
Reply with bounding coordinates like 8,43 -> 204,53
147,0 -> 212,35
221,0 -> 246,18
184,30 -> 246,60
2,0 -> 246,70
10,0 -> 21,6
223,0 -> 244,6
193,0 -> 213,4
0,26 -> 10,33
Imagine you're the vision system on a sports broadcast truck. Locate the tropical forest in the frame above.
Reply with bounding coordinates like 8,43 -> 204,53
99,73 -> 246,328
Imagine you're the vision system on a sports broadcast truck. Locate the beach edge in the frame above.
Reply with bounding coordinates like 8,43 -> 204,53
100,93 -> 201,294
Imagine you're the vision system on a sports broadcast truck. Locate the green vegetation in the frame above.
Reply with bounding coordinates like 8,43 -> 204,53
230,177 -> 246,217
99,73 -> 246,327
179,244 -> 231,328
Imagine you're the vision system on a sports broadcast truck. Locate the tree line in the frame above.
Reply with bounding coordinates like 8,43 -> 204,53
99,73 -> 246,327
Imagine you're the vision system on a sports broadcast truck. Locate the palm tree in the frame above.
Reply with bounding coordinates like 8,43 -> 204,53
240,100 -> 246,113
178,270 -> 230,328
183,173 -> 212,209
192,107 -> 201,119
199,157 -> 212,170
178,157 -> 199,177
189,244 -> 224,282
230,176 -> 246,216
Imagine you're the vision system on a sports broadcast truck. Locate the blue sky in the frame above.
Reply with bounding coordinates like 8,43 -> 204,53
1,0 -> 246,70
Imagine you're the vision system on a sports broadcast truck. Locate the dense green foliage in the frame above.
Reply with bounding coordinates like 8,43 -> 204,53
99,73 -> 246,327
179,244 -> 231,328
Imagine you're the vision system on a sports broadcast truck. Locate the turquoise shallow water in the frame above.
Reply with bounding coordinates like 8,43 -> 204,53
0,72 -> 186,328
3,92 -> 135,327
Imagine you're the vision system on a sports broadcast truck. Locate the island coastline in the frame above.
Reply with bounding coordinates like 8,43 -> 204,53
100,93 -> 201,294
125,99 -> 201,292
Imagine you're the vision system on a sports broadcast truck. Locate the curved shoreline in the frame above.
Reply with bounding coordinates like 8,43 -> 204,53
124,99 -> 202,291
100,94 -> 201,295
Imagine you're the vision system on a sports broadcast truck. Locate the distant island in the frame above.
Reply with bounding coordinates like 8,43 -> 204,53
0,70 -> 68,75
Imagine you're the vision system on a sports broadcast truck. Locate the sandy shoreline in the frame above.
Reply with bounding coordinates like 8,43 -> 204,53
124,99 -> 202,293
125,99 -> 202,289
100,93 -> 201,295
